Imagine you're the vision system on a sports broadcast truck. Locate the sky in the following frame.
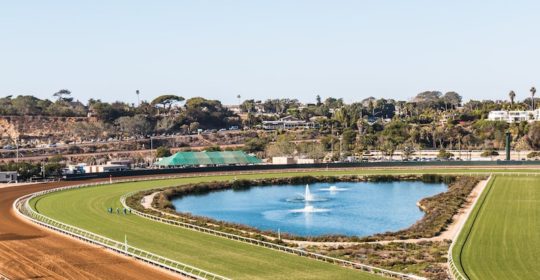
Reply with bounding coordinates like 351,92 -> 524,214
1,0 -> 539,105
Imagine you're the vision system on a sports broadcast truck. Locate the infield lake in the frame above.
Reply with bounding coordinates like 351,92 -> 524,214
172,181 -> 447,237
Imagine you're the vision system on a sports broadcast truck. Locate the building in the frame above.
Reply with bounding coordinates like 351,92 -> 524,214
262,116 -> 316,130
272,157 -> 318,164
81,160 -> 131,173
155,151 -> 261,167
272,157 -> 295,164
0,171 -> 17,183
487,110 -> 539,123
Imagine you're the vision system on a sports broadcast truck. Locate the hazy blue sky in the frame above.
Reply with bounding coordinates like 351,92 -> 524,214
1,0 -> 539,104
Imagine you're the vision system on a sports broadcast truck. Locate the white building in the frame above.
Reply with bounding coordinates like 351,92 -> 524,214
82,161 -> 131,173
487,110 -> 539,123
0,171 -> 17,183
262,116 -> 315,130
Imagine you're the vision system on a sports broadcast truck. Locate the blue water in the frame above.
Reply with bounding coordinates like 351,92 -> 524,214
172,181 -> 447,237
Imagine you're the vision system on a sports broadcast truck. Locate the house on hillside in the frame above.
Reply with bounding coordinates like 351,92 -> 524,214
262,116 -> 315,130
488,110 -> 539,123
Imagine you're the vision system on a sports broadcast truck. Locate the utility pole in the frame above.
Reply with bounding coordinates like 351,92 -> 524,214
150,137 -> 154,163
136,90 -> 140,107
15,137 -> 19,163
330,124 -> 334,161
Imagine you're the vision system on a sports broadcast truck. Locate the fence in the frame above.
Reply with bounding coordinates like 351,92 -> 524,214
12,183 -> 230,280
120,192 -> 425,280
64,160 -> 540,180
15,171 -> 538,280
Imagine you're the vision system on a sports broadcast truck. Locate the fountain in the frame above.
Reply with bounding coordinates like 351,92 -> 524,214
287,184 -> 330,213
320,185 -> 348,192
304,184 -> 315,201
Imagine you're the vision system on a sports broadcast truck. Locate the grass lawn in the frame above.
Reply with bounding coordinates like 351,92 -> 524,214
452,175 -> 540,280
30,169 -> 540,279
31,170 -> 396,280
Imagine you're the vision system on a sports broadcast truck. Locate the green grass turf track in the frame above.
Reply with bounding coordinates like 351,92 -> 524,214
452,175 -> 540,280
31,169 -> 540,279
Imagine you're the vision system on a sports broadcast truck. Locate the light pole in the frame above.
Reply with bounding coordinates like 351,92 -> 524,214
15,137 -> 19,163
136,90 -> 140,107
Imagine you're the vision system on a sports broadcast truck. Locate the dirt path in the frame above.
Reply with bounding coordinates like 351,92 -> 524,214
0,181 -> 181,280
141,192 -> 157,209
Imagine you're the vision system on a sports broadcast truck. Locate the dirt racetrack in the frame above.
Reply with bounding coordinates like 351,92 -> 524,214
0,180 -> 179,280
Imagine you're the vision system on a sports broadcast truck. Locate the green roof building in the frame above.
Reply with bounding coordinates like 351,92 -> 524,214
155,151 -> 262,167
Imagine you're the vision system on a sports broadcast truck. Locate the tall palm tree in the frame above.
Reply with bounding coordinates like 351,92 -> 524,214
509,90 -> 516,108
531,87 -> 537,110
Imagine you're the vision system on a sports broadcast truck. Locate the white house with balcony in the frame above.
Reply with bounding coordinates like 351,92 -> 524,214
262,116 -> 316,130
488,110 -> 540,123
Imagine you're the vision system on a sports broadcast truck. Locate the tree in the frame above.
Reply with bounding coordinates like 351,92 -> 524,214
480,149 -> 499,160
316,95 -> 322,106
151,95 -> 185,114
243,138 -> 268,153
189,121 -> 200,133
296,142 -> 326,160
155,146 -> 172,158
509,90 -> 516,107
531,87 -> 536,110
53,89 -> 72,101
527,122 -> 540,149
184,97 -> 237,129
400,144 -> 415,161
205,145 -> 221,152
265,135 -> 295,157
240,99 -> 256,113
437,149 -> 454,160
11,95 -> 42,115
115,115 -> 153,136
442,92 -> 462,110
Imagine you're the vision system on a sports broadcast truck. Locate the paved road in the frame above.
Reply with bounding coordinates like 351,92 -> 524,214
0,181 -> 179,280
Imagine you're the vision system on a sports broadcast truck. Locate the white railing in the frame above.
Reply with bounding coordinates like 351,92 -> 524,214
121,193 -> 425,280
447,175 -> 494,280
13,171 -> 535,280
12,185 -> 230,280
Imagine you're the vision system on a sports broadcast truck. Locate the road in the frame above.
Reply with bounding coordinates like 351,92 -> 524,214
0,181 -> 180,280
0,143 -> 245,163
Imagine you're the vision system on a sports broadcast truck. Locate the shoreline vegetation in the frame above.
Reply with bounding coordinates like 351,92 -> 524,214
126,174 -> 482,279
127,174 -> 481,243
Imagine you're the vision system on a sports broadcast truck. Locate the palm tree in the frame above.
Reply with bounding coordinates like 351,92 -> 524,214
509,90 -> 516,108
531,87 -> 537,110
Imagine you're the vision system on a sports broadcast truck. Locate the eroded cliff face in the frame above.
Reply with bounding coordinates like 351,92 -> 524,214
0,116 -> 95,144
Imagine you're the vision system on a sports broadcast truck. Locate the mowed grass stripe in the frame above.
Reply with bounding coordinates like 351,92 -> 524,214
31,171 -> 390,280
454,176 -> 540,280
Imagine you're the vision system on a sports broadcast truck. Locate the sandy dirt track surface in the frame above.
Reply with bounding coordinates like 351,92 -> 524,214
0,181 -> 180,280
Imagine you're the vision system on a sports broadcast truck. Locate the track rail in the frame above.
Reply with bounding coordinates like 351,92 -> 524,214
447,175 -> 496,280
14,171 -> 539,280
13,182 -> 230,280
